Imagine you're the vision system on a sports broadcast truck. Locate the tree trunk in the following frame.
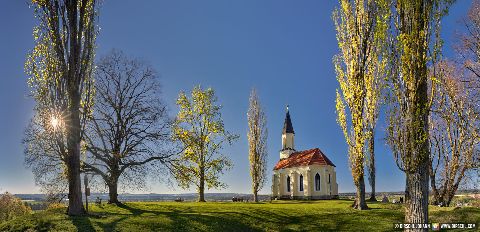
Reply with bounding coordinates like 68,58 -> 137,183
445,193 -> 454,207
66,145 -> 85,215
401,0 -> 431,229
108,178 -> 120,204
429,166 -> 440,206
368,130 -> 376,201
404,161 -> 429,232
198,167 -> 206,202
66,91 -> 85,216
253,190 -> 258,203
429,167 -> 445,206
352,175 -> 368,210
443,184 -> 458,207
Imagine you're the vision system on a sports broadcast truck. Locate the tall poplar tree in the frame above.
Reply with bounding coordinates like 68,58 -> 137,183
333,0 -> 389,209
247,89 -> 268,203
26,0 -> 98,215
386,0 -> 454,229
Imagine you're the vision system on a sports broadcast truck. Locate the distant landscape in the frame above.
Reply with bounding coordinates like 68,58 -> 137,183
16,190 -> 479,203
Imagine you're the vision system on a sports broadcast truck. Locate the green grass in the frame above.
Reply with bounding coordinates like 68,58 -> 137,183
0,200 -> 478,231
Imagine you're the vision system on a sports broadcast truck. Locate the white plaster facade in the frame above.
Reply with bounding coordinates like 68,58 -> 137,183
272,165 -> 338,199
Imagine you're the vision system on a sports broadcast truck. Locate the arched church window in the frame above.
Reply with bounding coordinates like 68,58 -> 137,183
315,173 -> 321,191
328,174 -> 331,184
299,174 -> 304,191
287,176 -> 291,192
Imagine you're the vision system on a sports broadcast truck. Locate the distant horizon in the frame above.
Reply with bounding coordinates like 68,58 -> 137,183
6,192 -> 406,199
11,189 -> 479,197
3,190 -> 422,195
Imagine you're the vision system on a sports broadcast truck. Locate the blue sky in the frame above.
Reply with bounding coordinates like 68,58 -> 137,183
0,1 -> 472,194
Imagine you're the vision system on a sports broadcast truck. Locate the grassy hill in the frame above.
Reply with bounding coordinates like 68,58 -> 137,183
0,200 -> 478,231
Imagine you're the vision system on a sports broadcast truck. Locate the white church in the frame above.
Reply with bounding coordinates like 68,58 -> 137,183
271,107 -> 338,199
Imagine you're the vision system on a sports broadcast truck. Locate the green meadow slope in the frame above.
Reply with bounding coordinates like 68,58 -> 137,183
0,200 -> 478,232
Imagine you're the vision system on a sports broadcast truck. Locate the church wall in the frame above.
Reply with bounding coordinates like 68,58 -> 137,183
282,133 -> 294,150
275,172 -> 282,197
271,174 -> 279,197
292,172 -> 299,197
309,165 -> 330,197
272,165 -> 338,200
304,170 -> 311,197
331,166 -> 338,195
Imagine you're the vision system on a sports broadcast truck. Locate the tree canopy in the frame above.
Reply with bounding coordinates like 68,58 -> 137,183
172,86 -> 238,202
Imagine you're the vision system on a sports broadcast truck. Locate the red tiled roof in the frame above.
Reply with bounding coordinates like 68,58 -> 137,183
273,148 -> 335,170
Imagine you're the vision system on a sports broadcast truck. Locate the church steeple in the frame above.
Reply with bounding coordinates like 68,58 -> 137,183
280,105 -> 295,159
283,105 -> 294,134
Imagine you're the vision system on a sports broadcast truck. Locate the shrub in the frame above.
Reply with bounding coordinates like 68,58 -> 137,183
0,192 -> 32,223
46,202 -> 66,211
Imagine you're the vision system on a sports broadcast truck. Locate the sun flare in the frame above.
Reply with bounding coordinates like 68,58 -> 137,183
50,116 -> 60,130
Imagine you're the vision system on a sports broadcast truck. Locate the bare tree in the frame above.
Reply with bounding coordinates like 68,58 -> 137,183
457,0 -> 480,82
83,50 -> 175,204
26,0 -> 98,215
247,89 -> 268,203
429,61 -> 480,207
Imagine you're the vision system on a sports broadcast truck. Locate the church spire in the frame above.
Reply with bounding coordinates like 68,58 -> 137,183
280,105 -> 295,159
283,105 -> 294,134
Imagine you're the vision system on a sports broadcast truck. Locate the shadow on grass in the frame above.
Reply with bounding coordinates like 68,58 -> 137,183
118,203 -> 153,215
69,215 -> 96,232
262,204 -> 403,231
93,203 -> 262,232
74,200 -> 411,232
430,206 -> 480,222
0,201 -> 411,232
116,202 -> 402,231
